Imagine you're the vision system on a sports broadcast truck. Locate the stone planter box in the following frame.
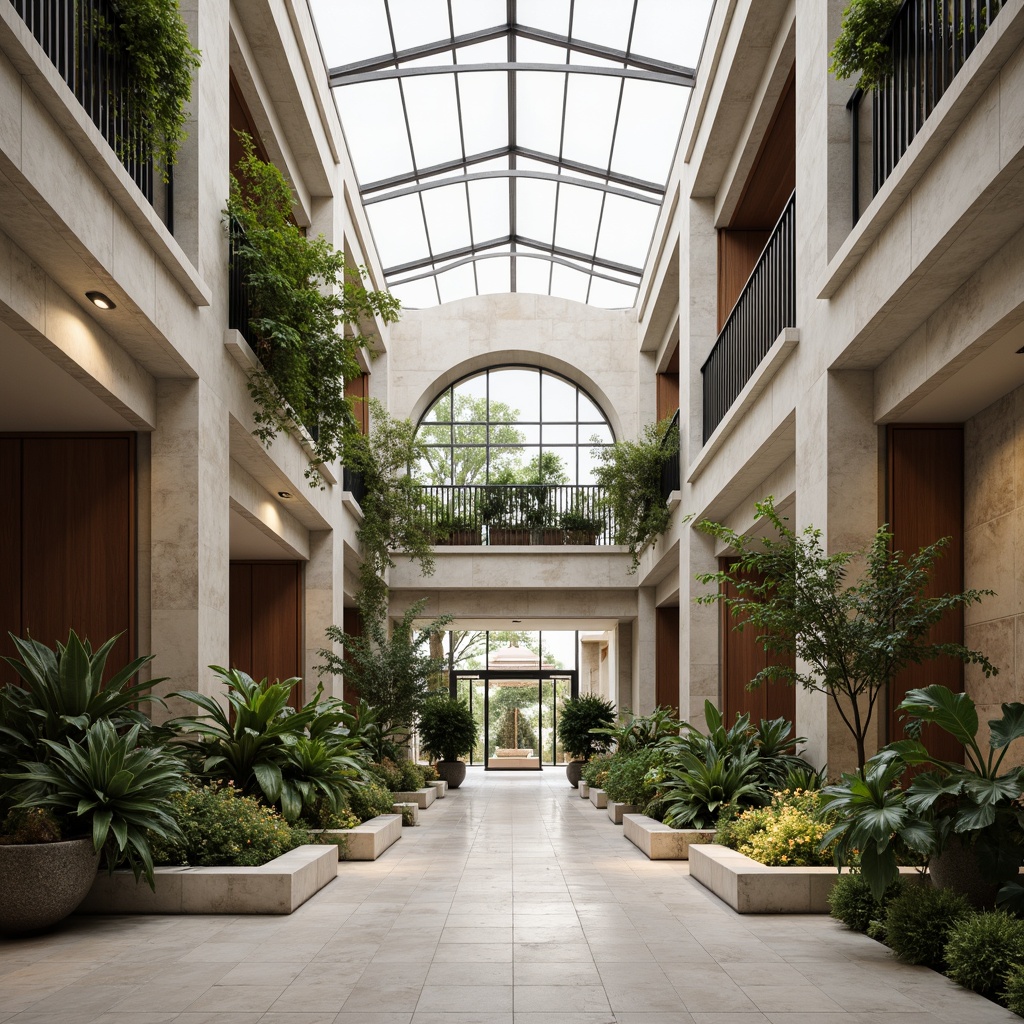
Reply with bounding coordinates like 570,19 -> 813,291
607,801 -> 638,824
79,844 -> 338,916
579,781 -> 590,798
393,802 -> 419,825
427,780 -> 447,798
324,814 -> 402,861
589,787 -> 608,809
623,815 -> 715,859
393,787 -> 436,809
688,845 -> 925,914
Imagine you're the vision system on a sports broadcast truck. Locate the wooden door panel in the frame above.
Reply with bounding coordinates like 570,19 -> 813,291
655,605 -> 680,717
0,440 -> 22,682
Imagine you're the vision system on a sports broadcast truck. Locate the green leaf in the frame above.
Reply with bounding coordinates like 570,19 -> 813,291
92,808 -> 113,851
988,703 -> 1024,750
859,842 -> 899,902
252,761 -> 282,802
898,686 -> 978,746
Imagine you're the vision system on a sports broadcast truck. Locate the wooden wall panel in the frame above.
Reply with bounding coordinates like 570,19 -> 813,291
887,426 -> 964,761
656,374 -> 680,421
0,441 -> 22,681
229,562 -> 303,707
655,606 -> 680,716
345,372 -> 370,435
720,564 -> 796,727
717,230 -> 771,330
19,437 -> 134,675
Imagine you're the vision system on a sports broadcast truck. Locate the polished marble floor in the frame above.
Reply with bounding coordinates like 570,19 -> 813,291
0,767 -> 1017,1024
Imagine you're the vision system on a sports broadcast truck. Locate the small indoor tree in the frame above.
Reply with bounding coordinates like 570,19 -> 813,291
557,693 -> 616,787
696,497 -> 997,770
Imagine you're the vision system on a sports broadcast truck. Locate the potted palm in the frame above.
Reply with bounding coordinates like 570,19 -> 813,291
0,632 -> 186,934
417,694 -> 477,789
557,693 -> 616,788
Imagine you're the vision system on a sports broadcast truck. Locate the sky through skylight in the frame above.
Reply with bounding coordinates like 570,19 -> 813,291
310,0 -> 714,309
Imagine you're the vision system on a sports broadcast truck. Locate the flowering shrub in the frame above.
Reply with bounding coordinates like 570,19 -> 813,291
420,763 -> 439,782
149,784 -> 308,867
581,754 -> 612,789
347,780 -> 394,822
716,789 -> 836,866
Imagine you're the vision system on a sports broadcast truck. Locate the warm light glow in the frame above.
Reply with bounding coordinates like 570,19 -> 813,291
85,291 -> 116,310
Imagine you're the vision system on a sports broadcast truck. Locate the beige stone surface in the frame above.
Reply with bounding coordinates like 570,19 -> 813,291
623,815 -> 716,860
589,787 -> 608,809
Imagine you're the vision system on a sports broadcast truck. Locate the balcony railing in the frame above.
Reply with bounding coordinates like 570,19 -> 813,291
415,484 -> 615,546
228,216 -> 255,347
849,0 -> 1004,222
701,192 -> 796,444
10,0 -> 167,219
659,409 -> 680,501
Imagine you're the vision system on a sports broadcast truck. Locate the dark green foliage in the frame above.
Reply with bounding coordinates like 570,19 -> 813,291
581,754 -> 612,789
592,416 -> 679,572
0,807 -> 62,845
828,873 -> 905,933
1002,966 -> 1024,1016
557,693 -> 616,761
368,758 -> 425,792
347,780 -> 394,822
494,706 -> 537,752
149,784 -> 308,867
944,911 -> 1024,998
227,137 -> 400,487
884,884 -> 972,967
399,760 -> 425,791
698,496 -> 995,768
601,747 -> 672,813
659,747 -> 766,829
829,0 -> 903,89
418,694 -> 477,762
595,706 -> 682,754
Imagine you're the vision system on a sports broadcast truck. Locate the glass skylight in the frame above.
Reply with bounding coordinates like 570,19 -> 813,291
310,1 -> 714,309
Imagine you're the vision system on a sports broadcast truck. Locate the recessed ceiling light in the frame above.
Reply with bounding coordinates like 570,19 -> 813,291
512,619 -> 522,623
277,490 -> 293,499
1017,345 -> 1024,354
86,291 -> 116,310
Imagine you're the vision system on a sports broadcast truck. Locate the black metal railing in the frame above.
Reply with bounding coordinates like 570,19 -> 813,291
10,0 -> 167,215
701,192 -> 795,443
228,216 -> 255,346
343,468 -> 366,505
415,484 -> 615,546
849,0 -> 1004,221
659,409 -> 680,501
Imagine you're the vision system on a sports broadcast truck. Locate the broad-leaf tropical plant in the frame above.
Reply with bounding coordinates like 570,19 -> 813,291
557,693 -> 616,761
658,746 -> 766,829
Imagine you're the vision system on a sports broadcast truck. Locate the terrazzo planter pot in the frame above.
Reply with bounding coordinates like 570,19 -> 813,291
436,759 -> 467,789
565,760 -> 585,789
0,838 -> 100,934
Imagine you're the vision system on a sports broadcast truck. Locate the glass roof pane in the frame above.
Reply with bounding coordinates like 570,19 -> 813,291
392,278 -> 438,308
367,194 -> 428,267
516,0 -> 570,35
588,277 -> 639,308
515,178 -> 556,241
611,79 -> 687,182
456,71 -> 508,154
436,262 -> 478,304
450,0 -> 506,36
631,0 -> 713,66
317,4 -> 391,67
561,74 -> 621,169
516,72 -> 566,155
570,0 -> 636,49
468,178 -> 510,242
549,263 -> 589,303
421,185 -> 471,254
596,193 -> 658,268
553,183 -> 603,255
387,0 -> 451,52
456,39 -> 508,63
514,255 -> 552,295
474,256 -> 511,295
341,82 -> 414,183
402,75 -> 462,170
516,38 -> 570,64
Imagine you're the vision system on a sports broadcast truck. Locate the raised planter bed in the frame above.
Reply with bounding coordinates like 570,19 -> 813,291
579,781 -> 590,798
623,815 -> 715,859
326,814 -> 402,861
689,844 -> 924,913
427,779 -> 447,798
393,787 -> 436,809
393,802 -> 419,825
589,787 -> 608,809
79,844 -> 338,916
607,801 -> 638,824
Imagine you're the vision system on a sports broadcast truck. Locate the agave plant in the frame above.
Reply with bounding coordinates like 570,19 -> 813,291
592,705 -> 683,754
658,746 -> 766,829
5,721 -> 186,887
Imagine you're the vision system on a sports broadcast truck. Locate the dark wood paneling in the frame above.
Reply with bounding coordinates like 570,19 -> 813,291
20,437 -> 134,675
230,561 -> 303,707
887,426 -> 965,762
229,72 -> 270,174
0,440 -> 22,681
720,563 -> 796,727
656,374 -> 679,421
655,606 -> 680,716
717,229 -> 771,330
345,372 -> 370,435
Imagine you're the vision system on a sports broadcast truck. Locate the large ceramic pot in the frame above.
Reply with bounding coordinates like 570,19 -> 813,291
929,833 -> 999,909
0,838 -> 100,934
565,760 -> 585,789
435,760 -> 467,789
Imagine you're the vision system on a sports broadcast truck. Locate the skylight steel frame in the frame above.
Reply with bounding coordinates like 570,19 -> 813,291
328,1 -> 697,306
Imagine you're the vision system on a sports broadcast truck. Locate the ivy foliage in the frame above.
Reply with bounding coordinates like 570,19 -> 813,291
829,0 -> 902,90
103,0 -> 201,178
226,135 -> 400,486
592,416 -> 679,573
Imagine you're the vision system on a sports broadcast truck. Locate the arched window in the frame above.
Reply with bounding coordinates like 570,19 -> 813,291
414,367 -> 614,485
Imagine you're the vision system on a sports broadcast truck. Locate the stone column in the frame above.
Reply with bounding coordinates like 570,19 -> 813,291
680,526 -> 720,725
634,587 -> 658,714
305,529 -> 344,699
149,378 -> 230,720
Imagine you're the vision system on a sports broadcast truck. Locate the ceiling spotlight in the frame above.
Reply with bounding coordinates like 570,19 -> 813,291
86,291 -> 116,310
277,490 -> 293,499
1017,345 -> 1024,354
512,619 -> 522,623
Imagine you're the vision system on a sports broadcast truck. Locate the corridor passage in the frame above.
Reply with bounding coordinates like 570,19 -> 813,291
0,769 -> 1015,1023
